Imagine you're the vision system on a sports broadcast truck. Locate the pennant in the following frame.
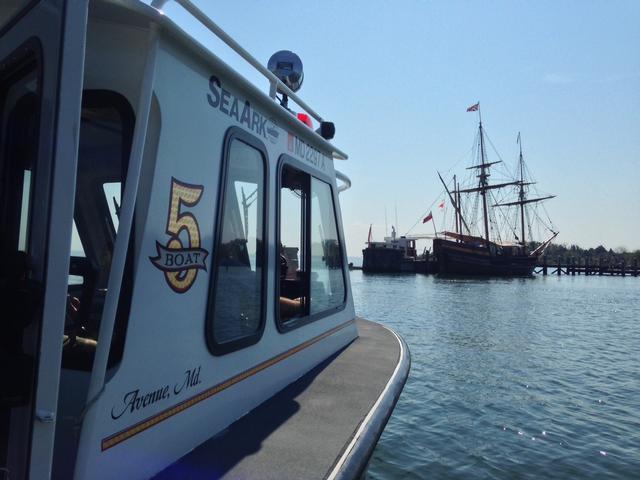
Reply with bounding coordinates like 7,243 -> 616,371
422,212 -> 433,223
438,200 -> 445,209
466,102 -> 479,112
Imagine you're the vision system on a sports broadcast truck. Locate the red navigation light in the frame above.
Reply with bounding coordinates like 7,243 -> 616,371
297,113 -> 313,129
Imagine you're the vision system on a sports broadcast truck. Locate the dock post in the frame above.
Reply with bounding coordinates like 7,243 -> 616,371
542,256 -> 547,275
621,260 -> 626,277
557,256 -> 561,275
585,257 -> 589,275
598,257 -> 603,275
571,257 -> 575,275
633,259 -> 638,277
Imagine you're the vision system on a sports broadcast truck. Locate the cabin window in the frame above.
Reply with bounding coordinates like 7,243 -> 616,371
279,166 -> 309,320
62,90 -> 134,371
310,178 -> 345,314
207,131 -> 267,355
278,162 -> 346,330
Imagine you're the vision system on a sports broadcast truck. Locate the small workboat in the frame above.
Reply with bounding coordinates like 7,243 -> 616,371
362,227 -> 421,273
0,1 -> 409,478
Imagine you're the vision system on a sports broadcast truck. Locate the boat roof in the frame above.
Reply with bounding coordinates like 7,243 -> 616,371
92,0 -> 348,161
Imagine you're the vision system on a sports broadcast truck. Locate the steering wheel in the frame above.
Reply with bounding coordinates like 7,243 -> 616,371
279,253 -> 289,280
65,256 -> 98,341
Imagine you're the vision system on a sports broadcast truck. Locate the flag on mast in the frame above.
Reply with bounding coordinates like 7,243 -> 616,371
438,200 -> 445,209
466,102 -> 479,112
422,212 -> 433,224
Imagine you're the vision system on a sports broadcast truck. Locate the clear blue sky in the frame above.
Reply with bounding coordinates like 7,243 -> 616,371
161,1 -> 640,257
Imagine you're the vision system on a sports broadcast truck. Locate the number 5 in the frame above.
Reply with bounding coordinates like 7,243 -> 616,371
165,178 -> 204,292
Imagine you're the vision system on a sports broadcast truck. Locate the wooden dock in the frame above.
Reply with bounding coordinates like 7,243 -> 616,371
535,257 -> 639,276
350,257 -> 639,277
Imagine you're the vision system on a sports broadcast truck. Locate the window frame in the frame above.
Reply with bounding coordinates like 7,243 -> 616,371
61,89 -> 136,371
0,38 -> 42,258
206,127 -> 269,356
275,154 -> 347,334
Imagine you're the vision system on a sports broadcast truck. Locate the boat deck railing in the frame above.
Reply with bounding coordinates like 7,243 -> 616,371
335,170 -> 352,193
150,0 -> 348,160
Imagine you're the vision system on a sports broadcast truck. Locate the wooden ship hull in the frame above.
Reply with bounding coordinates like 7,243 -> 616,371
433,239 -> 538,276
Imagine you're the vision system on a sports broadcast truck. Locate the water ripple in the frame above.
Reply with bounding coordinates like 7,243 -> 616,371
353,273 -> 640,479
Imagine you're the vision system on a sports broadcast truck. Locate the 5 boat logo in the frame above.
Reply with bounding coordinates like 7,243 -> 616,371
150,178 -> 209,293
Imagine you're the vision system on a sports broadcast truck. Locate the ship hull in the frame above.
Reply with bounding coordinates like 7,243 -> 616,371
433,239 -> 537,276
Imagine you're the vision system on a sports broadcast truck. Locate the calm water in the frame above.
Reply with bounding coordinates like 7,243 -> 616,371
350,271 -> 640,479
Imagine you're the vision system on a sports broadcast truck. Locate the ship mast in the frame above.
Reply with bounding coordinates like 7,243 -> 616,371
455,105 -> 556,250
518,133 -> 526,249
492,132 -> 557,250
478,111 -> 491,245
454,174 -> 459,235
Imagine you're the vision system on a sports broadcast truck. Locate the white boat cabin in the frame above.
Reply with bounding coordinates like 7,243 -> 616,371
367,228 -> 418,258
0,1 -> 409,479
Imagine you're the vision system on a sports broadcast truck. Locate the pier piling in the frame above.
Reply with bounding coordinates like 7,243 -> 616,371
599,258 -> 603,276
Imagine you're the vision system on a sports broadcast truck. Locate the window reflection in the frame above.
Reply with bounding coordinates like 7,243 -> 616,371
211,139 -> 265,345
310,178 -> 345,314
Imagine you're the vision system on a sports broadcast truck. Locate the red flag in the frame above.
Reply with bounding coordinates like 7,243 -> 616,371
422,212 -> 433,224
466,102 -> 479,112
367,224 -> 372,244
438,200 -> 445,209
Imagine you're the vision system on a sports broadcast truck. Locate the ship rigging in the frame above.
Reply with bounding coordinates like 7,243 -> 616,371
433,104 -> 558,276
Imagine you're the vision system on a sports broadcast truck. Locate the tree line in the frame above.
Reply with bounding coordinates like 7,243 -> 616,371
532,242 -> 640,265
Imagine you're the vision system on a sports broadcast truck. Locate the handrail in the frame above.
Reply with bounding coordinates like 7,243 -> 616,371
335,169 -> 352,193
151,0 -> 325,124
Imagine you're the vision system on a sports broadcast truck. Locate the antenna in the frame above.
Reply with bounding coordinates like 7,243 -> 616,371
385,206 -> 388,237
395,204 -> 399,235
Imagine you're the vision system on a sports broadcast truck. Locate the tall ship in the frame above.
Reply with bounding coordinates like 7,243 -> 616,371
433,104 -> 558,276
